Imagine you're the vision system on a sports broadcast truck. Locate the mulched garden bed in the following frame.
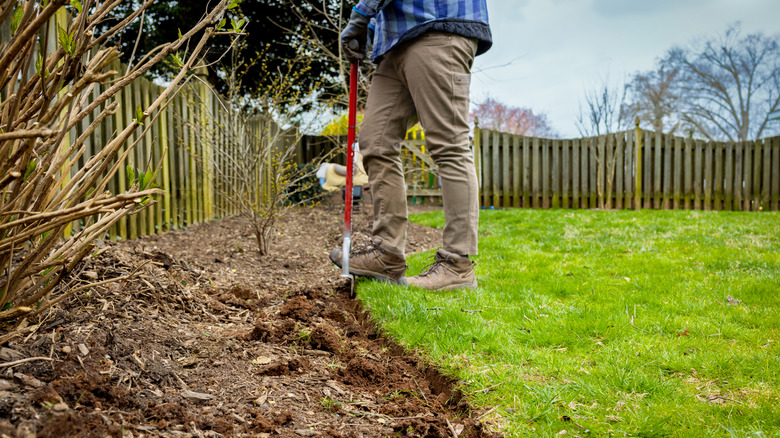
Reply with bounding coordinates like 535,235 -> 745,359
0,199 -> 499,437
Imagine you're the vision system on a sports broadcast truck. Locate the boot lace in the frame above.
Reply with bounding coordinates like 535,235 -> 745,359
350,240 -> 384,256
417,257 -> 452,277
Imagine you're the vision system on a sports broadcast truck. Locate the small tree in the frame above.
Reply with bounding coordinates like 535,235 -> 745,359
576,79 -> 628,209
470,97 -> 556,137
186,41 -> 332,256
0,0 -> 233,328
623,64 -> 683,135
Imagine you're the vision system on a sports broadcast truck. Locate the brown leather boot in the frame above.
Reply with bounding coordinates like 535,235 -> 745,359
329,237 -> 407,283
403,249 -> 477,291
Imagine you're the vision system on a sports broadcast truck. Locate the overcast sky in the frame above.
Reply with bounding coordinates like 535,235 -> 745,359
470,0 -> 780,138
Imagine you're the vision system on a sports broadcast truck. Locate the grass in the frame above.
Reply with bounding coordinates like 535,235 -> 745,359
355,209 -> 780,437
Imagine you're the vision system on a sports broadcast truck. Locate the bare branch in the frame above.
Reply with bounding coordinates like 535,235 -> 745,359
665,24 -> 780,140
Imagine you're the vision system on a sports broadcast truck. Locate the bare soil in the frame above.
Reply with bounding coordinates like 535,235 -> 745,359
0,199 -> 499,437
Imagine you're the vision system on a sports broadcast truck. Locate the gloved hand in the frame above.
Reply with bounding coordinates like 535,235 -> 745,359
340,7 -> 371,62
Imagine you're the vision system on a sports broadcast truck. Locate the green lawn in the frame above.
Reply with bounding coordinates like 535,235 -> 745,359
356,209 -> 780,437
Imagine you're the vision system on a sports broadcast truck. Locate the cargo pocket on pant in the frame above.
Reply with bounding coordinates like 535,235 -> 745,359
452,73 -> 470,99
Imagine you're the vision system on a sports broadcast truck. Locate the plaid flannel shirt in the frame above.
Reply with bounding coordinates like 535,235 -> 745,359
354,0 -> 491,60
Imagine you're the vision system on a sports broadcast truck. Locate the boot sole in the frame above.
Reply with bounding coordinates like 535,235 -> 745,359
402,280 -> 478,291
437,282 -> 477,291
329,249 -> 404,285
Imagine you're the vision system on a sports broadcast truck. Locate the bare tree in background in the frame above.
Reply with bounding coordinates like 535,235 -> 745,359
470,97 -> 557,137
577,79 -> 628,208
623,64 -> 683,134
665,24 -> 780,141
576,79 -> 628,137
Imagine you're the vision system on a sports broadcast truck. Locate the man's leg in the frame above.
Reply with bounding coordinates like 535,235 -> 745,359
400,32 -> 479,256
359,56 -> 416,258
387,33 -> 479,291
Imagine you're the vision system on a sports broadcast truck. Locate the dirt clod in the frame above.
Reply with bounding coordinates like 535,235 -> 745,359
343,357 -> 387,386
280,295 -> 315,321
310,323 -> 342,352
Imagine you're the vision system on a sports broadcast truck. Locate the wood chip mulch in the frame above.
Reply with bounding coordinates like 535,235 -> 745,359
0,199 -> 501,438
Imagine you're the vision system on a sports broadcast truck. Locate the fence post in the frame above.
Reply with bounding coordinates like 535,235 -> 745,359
634,117 -> 642,210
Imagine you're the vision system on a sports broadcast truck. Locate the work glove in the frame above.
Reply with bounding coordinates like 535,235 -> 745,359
341,7 -> 371,62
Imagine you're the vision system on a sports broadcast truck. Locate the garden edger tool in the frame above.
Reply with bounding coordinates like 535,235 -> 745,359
341,58 -> 359,295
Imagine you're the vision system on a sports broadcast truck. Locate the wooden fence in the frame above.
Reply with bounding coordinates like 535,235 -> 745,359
65,63 -> 304,241
474,125 -> 780,211
63,77 -> 780,244
66,88 -> 780,245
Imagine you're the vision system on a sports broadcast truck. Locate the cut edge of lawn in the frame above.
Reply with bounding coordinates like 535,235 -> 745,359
354,209 -> 780,437
344,276 -> 505,436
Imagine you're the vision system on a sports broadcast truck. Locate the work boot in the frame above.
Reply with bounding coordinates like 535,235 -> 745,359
329,237 -> 407,283
403,249 -> 477,291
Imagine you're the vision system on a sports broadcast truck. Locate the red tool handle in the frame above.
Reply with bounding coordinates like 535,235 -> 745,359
344,62 -> 358,236
341,61 -> 358,278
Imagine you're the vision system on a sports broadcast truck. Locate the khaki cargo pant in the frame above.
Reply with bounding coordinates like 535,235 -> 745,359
360,32 -> 479,258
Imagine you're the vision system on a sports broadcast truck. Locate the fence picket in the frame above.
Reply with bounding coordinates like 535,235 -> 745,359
167,100 -> 179,229
551,139 -> 560,208
625,130 -> 634,208
662,134 -> 672,209
762,138 -> 771,209
694,139 -> 703,210
589,137 -> 597,208
145,80 -> 158,233
683,136 -> 693,210
482,128 -> 491,208
513,134 -> 521,207
542,138 -> 550,209
615,134 -> 624,209
533,137 -> 541,208
181,92 -> 194,227
714,142 -> 724,211
580,137 -> 589,209
672,136 -> 681,209
654,131 -> 662,209
103,78 -> 119,239
502,133 -> 510,208
772,137 -> 780,211
194,85 -> 205,223
572,138 -> 580,209
562,139 -> 570,209
734,141 -> 744,211
704,140 -> 713,211
130,79 -> 147,236
522,136 -> 531,208
725,142 -> 734,211
492,131 -> 499,207
123,81 -> 138,238
643,130 -> 652,209
752,140 -> 762,211
743,141 -> 753,212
